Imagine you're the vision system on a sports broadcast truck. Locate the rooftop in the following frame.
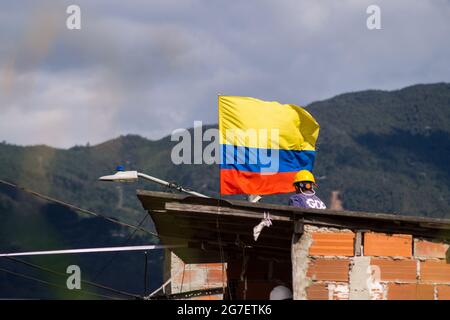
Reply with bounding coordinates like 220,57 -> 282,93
137,190 -> 450,264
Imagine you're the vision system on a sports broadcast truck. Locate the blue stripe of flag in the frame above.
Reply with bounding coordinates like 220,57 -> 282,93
219,144 -> 315,173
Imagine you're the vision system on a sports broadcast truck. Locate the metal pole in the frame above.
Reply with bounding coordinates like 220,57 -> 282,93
144,251 -> 148,296
137,173 -> 209,198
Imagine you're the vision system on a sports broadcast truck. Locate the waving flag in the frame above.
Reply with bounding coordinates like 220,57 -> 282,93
219,96 -> 320,195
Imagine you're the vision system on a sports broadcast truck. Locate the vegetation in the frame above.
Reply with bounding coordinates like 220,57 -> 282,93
0,82 -> 449,298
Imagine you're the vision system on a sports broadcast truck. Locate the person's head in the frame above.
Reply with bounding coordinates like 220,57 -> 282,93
293,170 -> 317,194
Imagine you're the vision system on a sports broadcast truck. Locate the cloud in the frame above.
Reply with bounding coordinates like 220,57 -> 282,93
0,0 -> 449,147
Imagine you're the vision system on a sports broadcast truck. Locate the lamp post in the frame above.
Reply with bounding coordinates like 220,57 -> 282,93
98,166 -> 209,198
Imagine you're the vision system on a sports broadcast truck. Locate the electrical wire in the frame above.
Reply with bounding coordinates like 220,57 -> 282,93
145,266 -> 186,299
216,196 -> 232,300
0,266 -> 120,300
2,256 -> 141,299
0,178 -> 157,299
180,263 -> 186,293
0,178 -> 159,238
91,213 -> 150,282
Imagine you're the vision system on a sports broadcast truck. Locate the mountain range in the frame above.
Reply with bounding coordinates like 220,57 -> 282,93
1,82 -> 449,298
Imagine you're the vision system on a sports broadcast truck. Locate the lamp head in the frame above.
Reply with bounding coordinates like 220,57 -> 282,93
98,167 -> 138,182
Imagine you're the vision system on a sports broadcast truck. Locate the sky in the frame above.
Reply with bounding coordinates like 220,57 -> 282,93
1,0 -> 449,148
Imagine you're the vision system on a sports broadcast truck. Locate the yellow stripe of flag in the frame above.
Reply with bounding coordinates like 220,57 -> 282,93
218,96 -> 319,151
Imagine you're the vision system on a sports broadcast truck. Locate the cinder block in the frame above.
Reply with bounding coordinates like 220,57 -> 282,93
364,232 -> 412,257
414,239 -> 449,259
436,285 -> 450,300
309,232 -> 355,256
191,294 -> 223,300
328,283 -> 349,300
421,261 -> 450,283
196,263 -> 224,269
171,252 -> 227,294
371,259 -> 417,282
307,258 -> 350,282
207,268 -> 226,285
387,283 -> 434,300
306,283 -> 329,300
173,269 -> 207,291
306,283 -> 351,300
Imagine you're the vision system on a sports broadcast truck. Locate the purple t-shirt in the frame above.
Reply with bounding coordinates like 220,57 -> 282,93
289,193 -> 327,209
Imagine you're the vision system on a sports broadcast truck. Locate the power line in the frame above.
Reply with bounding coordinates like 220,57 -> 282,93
143,251 -> 148,296
3,257 -> 141,299
91,213 -> 149,282
216,196 -> 231,300
0,244 -> 183,257
145,266 -> 186,299
0,178 -> 159,238
0,179 -> 157,299
0,179 -> 168,300
0,266 -> 120,300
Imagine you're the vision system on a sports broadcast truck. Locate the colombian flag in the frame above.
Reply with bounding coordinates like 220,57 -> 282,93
219,96 -> 320,195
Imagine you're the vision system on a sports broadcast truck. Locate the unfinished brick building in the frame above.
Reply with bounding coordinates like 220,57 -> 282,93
137,190 -> 450,300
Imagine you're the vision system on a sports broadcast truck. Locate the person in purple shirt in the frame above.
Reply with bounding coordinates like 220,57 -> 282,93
289,170 -> 326,209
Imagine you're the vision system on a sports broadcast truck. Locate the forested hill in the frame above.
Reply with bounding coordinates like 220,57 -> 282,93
2,83 -> 450,220
0,82 -> 449,298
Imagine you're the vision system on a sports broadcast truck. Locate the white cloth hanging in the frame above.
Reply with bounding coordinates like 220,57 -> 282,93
253,212 -> 272,241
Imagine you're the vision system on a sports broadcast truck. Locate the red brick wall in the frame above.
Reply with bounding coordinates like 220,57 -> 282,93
304,229 -> 353,300
171,229 -> 450,300
364,233 -> 412,257
304,228 -> 450,300
170,253 -> 292,300
170,253 -> 227,300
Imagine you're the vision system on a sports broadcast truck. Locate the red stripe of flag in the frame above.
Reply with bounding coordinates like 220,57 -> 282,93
220,169 -> 296,195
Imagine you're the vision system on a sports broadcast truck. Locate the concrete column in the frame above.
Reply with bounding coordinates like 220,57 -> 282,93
349,256 -> 372,300
291,230 -> 313,300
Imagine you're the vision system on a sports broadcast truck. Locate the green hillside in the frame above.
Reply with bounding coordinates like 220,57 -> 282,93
1,82 -> 449,298
308,83 -> 450,217
3,83 -> 449,219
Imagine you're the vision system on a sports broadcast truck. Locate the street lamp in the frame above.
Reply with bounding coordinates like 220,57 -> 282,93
98,166 -> 209,198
